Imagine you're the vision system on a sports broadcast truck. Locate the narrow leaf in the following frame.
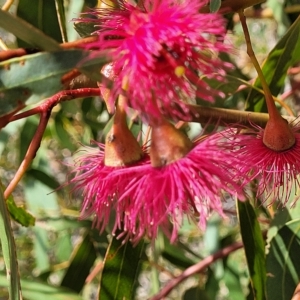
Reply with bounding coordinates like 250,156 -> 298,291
0,275 -> 82,300
0,184 -> 22,299
99,238 -> 146,300
61,232 -> 97,293
26,168 -> 60,191
0,10 -> 60,51
6,196 -> 35,227
0,49 -> 108,117
266,219 -> 300,300
237,200 -> 266,300
55,0 -> 68,42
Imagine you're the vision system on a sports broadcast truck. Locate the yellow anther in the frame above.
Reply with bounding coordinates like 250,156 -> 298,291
175,66 -> 185,77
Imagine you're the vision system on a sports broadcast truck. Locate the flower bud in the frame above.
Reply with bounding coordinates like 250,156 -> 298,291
150,120 -> 193,167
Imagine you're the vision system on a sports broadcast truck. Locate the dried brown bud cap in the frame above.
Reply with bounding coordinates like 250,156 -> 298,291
104,103 -> 143,166
150,120 -> 193,167
263,117 -> 295,151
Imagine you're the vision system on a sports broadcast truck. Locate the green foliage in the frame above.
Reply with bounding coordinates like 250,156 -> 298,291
0,1 -> 299,300
0,188 -> 21,299
237,201 -> 266,300
99,237 -> 146,299
0,50 -> 106,117
266,219 -> 300,300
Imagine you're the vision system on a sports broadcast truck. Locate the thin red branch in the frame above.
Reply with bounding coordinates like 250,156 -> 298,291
9,88 -> 100,122
4,88 -> 100,199
150,241 -> 243,300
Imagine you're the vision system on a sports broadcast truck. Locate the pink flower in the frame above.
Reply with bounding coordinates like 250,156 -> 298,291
69,142 -> 152,243
227,124 -> 300,206
80,0 -> 231,118
69,132 -> 243,244
142,131 -> 244,242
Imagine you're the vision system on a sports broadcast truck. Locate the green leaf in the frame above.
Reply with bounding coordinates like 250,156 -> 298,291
6,196 -> 35,227
183,287 -> 210,300
0,49 -> 107,117
0,9 -> 60,51
237,200 -> 266,300
19,116 -> 39,164
0,184 -> 22,299
223,265 -> 245,300
61,232 -> 97,293
99,238 -> 146,300
246,15 -> 300,112
17,0 -> 63,47
26,168 -> 60,190
266,219 -> 300,300
54,0 -> 68,43
162,242 -> 195,269
210,0 -> 221,12
0,274 -> 82,300
74,22 -> 96,38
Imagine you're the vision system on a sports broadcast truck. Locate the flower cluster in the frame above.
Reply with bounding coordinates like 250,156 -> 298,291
67,0 -> 300,243
70,127 -> 244,244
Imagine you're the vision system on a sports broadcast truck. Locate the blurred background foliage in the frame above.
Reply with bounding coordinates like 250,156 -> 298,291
0,0 -> 300,299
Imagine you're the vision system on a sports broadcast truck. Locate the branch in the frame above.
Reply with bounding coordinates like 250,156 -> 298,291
4,88 -> 100,199
150,241 -> 243,300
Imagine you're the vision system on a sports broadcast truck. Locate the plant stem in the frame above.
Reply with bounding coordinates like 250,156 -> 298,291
238,10 -> 279,120
4,88 -> 100,199
150,241 -> 243,300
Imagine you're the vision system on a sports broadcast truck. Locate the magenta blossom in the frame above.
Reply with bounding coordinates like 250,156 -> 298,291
141,131 -> 244,242
70,133 -> 243,244
227,124 -> 300,206
80,0 -> 232,119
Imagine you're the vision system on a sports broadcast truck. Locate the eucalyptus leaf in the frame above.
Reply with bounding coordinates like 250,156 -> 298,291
0,274 -> 82,300
0,185 -> 22,300
0,9 -> 60,51
237,200 -> 266,300
99,237 -> 146,299
266,219 -> 300,300
0,49 -> 108,117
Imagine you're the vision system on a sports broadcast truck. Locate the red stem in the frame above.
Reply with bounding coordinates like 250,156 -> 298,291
9,88 -> 100,122
150,241 -> 243,300
4,88 -> 100,199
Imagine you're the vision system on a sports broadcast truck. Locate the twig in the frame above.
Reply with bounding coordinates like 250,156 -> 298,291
8,88 -> 100,122
238,10 -> 278,119
150,241 -> 243,300
4,88 -> 100,199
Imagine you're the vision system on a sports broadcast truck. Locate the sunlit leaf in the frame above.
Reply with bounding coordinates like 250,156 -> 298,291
6,196 -> 35,227
266,219 -> 300,300
0,274 -> 82,300
0,9 -> 60,51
